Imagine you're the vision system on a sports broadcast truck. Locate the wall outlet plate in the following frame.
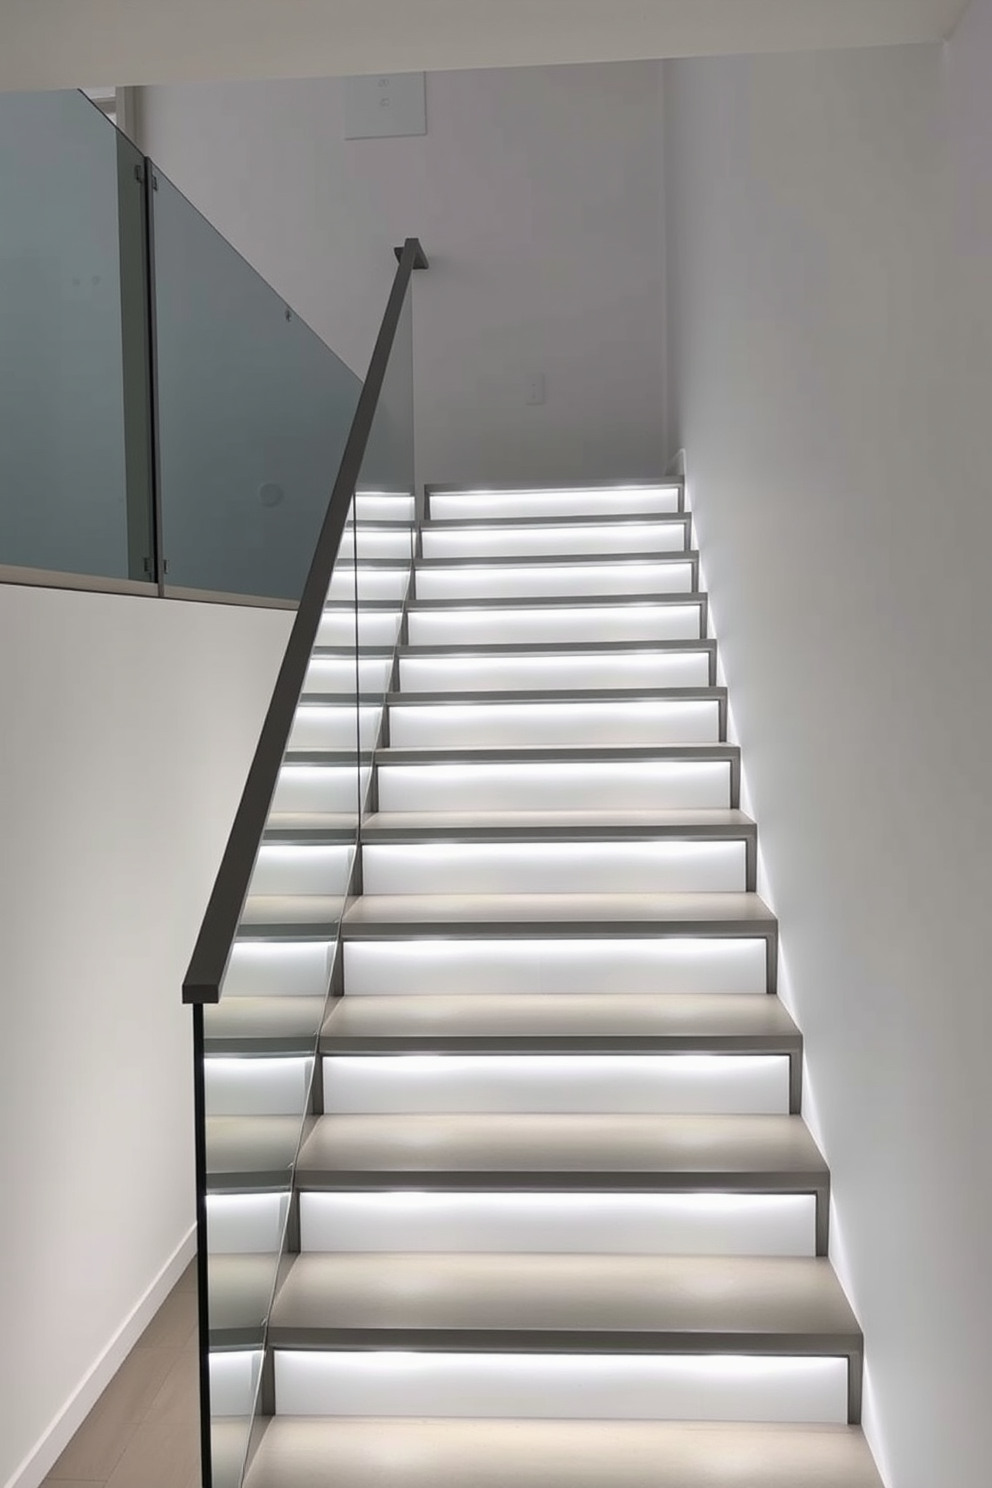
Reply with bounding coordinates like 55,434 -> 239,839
344,73 -> 426,139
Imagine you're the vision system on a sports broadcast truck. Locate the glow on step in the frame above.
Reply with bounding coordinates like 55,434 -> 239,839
210,1350 -> 263,1416
421,522 -> 687,559
430,487 -> 681,521
250,845 -> 354,897
327,566 -> 410,601
361,841 -> 746,895
272,765 -> 370,815
388,700 -> 720,748
376,761 -> 731,812
299,1192 -> 817,1257
353,493 -> 416,522
399,651 -> 712,692
274,1350 -> 848,1424
318,610 -> 402,647
321,1053 -> 789,1115
343,938 -> 768,997
290,705 -> 382,751
204,1056 -> 313,1117
416,560 -> 695,602
207,1193 -> 290,1253
303,655 -> 393,694
222,942 -> 336,1000
408,604 -> 703,646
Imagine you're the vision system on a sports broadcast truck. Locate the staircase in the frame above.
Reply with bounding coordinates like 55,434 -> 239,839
212,482 -> 883,1487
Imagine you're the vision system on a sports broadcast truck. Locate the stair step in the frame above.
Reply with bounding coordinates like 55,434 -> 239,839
344,933 -> 768,997
341,890 -> 775,938
244,1418 -> 882,1488
421,515 -> 691,559
205,996 -> 326,1054
296,1111 -> 826,1196
266,1253 -> 861,1420
352,493 -> 415,522
384,689 -> 725,749
318,609 -> 403,647
374,744 -> 739,813
360,807 -> 754,840
298,1187 -> 817,1257
414,555 -> 698,602
398,641 -> 717,691
427,484 -> 683,521
407,595 -> 708,646
320,1052 -> 791,1117
320,991 -> 797,1054
205,1114 -> 309,1191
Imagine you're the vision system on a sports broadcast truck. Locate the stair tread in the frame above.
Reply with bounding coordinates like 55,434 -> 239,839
361,808 -> 753,838
269,1252 -> 859,1345
342,891 -> 774,934
206,1115 -> 309,1186
321,992 -> 797,1051
296,1111 -> 827,1185
246,1418 -> 882,1488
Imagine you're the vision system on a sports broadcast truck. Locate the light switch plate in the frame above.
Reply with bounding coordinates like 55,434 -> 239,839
344,73 -> 426,139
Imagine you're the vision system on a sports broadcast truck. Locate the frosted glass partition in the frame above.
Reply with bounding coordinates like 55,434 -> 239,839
0,91 -> 153,580
150,169 -> 362,601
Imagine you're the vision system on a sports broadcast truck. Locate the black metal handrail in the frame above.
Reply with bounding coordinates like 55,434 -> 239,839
182,236 -> 428,1005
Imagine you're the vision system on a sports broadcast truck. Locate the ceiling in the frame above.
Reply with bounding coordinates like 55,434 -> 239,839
0,0 -> 970,91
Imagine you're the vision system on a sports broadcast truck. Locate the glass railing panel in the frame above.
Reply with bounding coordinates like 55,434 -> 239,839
0,90 -> 153,580
201,506 -> 361,1483
149,168 -> 362,601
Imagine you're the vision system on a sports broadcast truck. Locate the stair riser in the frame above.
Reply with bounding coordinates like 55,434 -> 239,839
408,606 -> 705,646
304,657 -> 393,695
353,494 -> 415,522
272,766 -> 370,816
320,1054 -> 790,1115
415,563 -> 695,602
421,525 -> 688,560
269,1351 -> 849,1425
387,700 -> 722,749
290,707 -> 382,751
250,845 -> 354,898
298,1192 -> 817,1257
343,939 -> 769,998
376,762 -> 732,812
428,488 -> 682,521
360,842 -> 747,895
327,568 -> 410,601
351,530 -> 417,559
319,611 -> 402,647
205,1057 -> 313,1118
223,942 -> 336,1000
399,653 -> 712,691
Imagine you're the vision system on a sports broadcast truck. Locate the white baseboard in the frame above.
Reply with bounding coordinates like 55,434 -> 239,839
3,1225 -> 198,1488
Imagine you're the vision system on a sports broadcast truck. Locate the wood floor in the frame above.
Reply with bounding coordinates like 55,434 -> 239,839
43,1261 -> 200,1488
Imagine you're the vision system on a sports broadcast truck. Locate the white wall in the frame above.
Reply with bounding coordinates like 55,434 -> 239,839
0,0 -> 968,91
663,13 -> 992,1488
0,585 -> 291,1488
138,64 -> 667,489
